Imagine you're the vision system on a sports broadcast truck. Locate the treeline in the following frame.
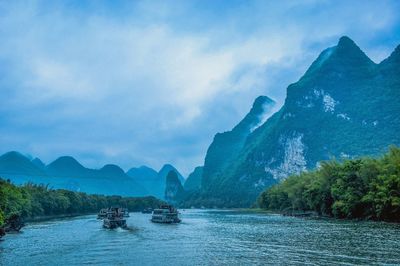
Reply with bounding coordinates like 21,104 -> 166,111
257,146 -> 400,222
0,178 -> 164,228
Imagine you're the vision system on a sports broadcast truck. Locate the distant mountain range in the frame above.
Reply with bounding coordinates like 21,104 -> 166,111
0,151 -> 185,198
126,164 -> 185,199
184,36 -> 400,207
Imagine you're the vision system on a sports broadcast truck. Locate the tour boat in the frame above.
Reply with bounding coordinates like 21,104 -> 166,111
151,205 -> 181,223
97,208 -> 108,219
102,207 -> 127,229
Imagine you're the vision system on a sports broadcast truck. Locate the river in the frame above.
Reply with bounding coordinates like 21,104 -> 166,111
1,209 -> 399,265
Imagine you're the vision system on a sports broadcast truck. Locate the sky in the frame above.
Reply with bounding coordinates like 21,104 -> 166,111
0,0 -> 400,176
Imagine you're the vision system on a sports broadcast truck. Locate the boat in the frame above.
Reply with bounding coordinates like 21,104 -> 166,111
151,205 -> 181,223
122,208 -> 130,217
141,208 -> 153,214
97,208 -> 108,219
102,207 -> 127,229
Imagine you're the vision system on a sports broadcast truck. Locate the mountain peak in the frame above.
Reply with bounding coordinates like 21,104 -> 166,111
337,36 -> 356,48
334,36 -> 373,63
2,151 -> 26,159
302,36 -> 374,79
0,151 -> 35,165
253,96 -> 274,108
100,164 -> 125,176
233,95 -> 275,133
159,164 -> 185,183
0,151 -> 47,176
160,163 -> 174,170
159,164 -> 178,174
47,156 -> 85,172
53,156 -> 81,165
380,44 -> 400,66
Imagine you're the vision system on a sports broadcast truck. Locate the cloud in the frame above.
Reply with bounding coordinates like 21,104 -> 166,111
0,0 -> 399,175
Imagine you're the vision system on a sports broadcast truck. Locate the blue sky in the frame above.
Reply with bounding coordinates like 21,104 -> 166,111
1,0 -> 399,176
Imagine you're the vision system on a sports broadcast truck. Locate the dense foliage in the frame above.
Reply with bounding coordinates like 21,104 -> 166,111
0,178 -> 164,227
257,147 -> 400,222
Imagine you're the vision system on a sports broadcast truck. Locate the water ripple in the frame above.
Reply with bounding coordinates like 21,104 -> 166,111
1,210 -> 400,265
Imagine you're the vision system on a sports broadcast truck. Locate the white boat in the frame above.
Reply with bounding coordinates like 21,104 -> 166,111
151,205 -> 181,223
102,207 -> 127,229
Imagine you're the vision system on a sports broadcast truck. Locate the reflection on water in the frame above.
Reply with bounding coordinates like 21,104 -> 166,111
1,210 -> 400,265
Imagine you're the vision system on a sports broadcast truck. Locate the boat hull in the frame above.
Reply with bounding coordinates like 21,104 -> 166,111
103,219 -> 127,229
151,218 -> 181,224
151,205 -> 181,224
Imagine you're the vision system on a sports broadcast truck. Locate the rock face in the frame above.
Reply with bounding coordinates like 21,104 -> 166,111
202,96 -> 276,188
164,171 -> 185,204
191,36 -> 400,207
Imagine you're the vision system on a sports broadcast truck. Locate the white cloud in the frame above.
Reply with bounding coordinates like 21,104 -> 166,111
0,0 -> 399,175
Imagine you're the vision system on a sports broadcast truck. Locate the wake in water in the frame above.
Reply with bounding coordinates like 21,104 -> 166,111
114,225 -> 139,233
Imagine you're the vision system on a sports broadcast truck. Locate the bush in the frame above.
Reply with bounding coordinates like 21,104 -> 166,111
257,146 -> 400,222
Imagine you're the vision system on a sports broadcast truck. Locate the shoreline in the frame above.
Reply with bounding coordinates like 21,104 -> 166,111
237,208 -> 400,224
24,213 -> 98,223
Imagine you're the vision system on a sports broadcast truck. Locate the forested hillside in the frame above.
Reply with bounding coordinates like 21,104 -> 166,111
257,146 -> 400,222
0,179 -> 164,229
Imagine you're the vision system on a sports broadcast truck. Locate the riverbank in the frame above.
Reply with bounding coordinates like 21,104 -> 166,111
237,208 -> 400,225
0,178 -> 165,239
23,213 -> 97,223
257,147 -> 400,223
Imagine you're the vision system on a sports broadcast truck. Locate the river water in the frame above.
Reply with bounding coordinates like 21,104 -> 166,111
1,210 -> 399,265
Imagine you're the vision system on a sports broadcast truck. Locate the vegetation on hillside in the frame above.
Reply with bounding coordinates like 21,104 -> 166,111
191,37 -> 400,207
257,147 -> 400,222
0,178 -> 164,228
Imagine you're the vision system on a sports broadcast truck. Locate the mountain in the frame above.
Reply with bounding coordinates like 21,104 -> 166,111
99,164 -> 127,178
202,96 -> 275,188
188,36 -> 400,207
0,153 -> 148,197
127,164 -> 185,199
0,151 -> 47,179
184,166 -> 203,191
127,166 -> 164,198
31,157 -> 46,170
158,164 -> 185,184
91,164 -> 148,196
0,152 -> 51,186
0,151 -> 47,184
165,170 -> 185,204
46,156 -> 89,177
